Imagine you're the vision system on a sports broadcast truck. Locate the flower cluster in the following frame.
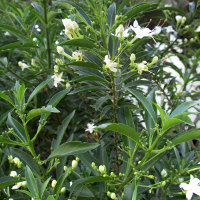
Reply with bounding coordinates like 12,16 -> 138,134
62,18 -> 80,39
104,55 -> 118,73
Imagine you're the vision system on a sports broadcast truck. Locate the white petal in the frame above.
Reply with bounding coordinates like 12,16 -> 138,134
186,190 -> 193,200
180,183 -> 190,191
133,20 -> 139,28
192,185 -> 200,196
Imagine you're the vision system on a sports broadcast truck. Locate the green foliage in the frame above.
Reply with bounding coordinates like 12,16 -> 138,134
0,0 -> 200,199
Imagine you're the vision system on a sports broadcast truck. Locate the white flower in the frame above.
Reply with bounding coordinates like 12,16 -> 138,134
70,181 -> 73,187
62,18 -> 79,38
175,15 -> 182,23
51,180 -> 57,188
37,28 -> 41,32
179,175 -> 200,200
115,24 -> 130,38
33,37 -> 37,42
12,181 -> 27,190
66,82 -> 70,89
72,160 -> 78,169
130,20 -> 161,40
161,169 -> 167,178
57,46 -> 65,55
137,63 -> 148,74
72,51 -> 84,61
4,32 -> 10,36
10,171 -> 18,178
51,72 -> 64,87
18,61 -> 30,71
99,165 -> 105,174
85,123 -> 96,133
110,192 -> 116,199
35,25 -> 39,29
104,55 -> 118,72
55,40 -> 59,45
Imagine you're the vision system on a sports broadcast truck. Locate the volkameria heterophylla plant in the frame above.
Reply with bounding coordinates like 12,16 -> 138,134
0,0 -> 200,199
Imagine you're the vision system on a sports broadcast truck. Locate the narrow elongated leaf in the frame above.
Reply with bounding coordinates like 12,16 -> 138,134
61,39 -> 95,48
7,113 -> 27,142
125,3 -> 158,19
96,123 -> 143,148
0,136 -> 25,146
52,110 -> 75,149
107,3 -> 116,27
26,106 -> 59,123
170,101 -> 200,118
41,177 -> 51,199
69,86 -> 107,95
71,75 -> 108,83
0,24 -> 24,39
0,91 -> 15,107
11,148 -> 41,176
66,61 -> 101,70
125,87 -> 156,123
48,141 -> 100,160
0,177 -> 18,189
70,176 -> 110,196
56,2 -> 91,26
25,166 -> 39,197
26,79 -> 52,106
0,42 -> 37,51
171,129 -> 200,146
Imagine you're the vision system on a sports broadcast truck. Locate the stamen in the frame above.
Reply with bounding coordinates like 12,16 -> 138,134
145,19 -> 152,28
156,19 -> 162,26
161,19 -> 167,27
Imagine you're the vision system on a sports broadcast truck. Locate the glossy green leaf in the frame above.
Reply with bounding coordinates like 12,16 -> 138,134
11,148 -> 41,176
0,24 -> 24,39
52,110 -> 75,150
125,87 -> 156,123
66,61 -> 101,70
56,1 -> 91,26
48,141 -> 100,160
25,166 -> 39,197
170,101 -> 200,118
26,106 -> 59,123
7,113 -> 27,142
69,86 -> 107,95
0,176 -> 18,189
26,79 -> 52,106
125,3 -> 158,19
0,42 -> 37,51
107,3 -> 116,27
71,75 -> 108,83
171,129 -> 200,146
41,177 -> 51,199
96,123 -> 143,148
0,91 -> 15,107
0,136 -> 25,146
61,39 -> 95,48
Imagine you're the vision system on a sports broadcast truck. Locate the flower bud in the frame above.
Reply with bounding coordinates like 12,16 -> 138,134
161,169 -> 167,178
130,53 -> 136,63
51,180 -> 57,188
10,171 -> 18,178
54,65 -> 59,72
31,59 -> 36,66
8,155 -> 13,163
57,46 -> 65,55
152,56 -> 158,64
107,191 -> 111,197
91,162 -> 96,168
61,187 -> 66,194
99,165 -> 105,174
21,181 -> 27,187
72,160 -> 78,170
175,15 -> 182,23
181,16 -> 186,24
110,192 -> 116,199
63,166 -> 67,171
76,157 -> 79,162
147,175 -> 154,179
161,181 -> 166,187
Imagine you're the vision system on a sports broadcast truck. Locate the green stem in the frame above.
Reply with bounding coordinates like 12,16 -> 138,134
43,0 -> 51,69
132,179 -> 138,200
